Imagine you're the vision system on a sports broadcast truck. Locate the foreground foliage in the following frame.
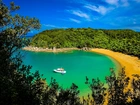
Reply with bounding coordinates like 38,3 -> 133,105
0,1 -> 43,105
1,1 -> 140,105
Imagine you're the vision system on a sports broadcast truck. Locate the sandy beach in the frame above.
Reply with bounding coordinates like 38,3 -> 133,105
91,48 -> 140,79
23,46 -> 140,79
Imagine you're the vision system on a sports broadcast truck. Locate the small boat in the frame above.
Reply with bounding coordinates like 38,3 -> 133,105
53,68 -> 66,74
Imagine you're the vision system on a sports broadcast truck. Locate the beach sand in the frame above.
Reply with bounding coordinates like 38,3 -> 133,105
91,48 -> 140,105
91,48 -> 140,79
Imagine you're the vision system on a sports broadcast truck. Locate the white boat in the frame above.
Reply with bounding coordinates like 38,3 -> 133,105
53,68 -> 66,74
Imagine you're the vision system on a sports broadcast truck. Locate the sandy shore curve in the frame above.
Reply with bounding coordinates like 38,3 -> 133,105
23,46 -> 140,79
91,48 -> 140,79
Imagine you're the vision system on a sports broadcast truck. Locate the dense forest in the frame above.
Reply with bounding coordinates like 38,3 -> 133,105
1,1 -> 140,105
30,28 -> 140,58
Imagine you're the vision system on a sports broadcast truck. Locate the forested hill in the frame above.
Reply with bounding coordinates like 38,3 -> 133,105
30,28 -> 140,57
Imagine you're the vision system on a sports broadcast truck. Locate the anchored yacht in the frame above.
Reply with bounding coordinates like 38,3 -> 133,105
53,68 -> 66,74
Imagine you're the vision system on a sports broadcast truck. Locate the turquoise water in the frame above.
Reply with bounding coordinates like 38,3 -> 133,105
22,50 -> 119,96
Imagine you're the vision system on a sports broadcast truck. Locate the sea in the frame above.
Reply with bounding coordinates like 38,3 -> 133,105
22,50 -> 120,96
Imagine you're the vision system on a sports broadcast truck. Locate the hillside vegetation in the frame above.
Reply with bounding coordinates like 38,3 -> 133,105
30,28 -> 140,57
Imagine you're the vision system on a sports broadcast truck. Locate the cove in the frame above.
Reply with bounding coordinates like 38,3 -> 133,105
22,50 -> 120,96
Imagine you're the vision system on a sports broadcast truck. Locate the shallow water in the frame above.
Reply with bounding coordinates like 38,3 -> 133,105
22,50 -> 120,96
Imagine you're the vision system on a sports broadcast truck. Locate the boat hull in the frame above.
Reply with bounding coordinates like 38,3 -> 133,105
53,69 -> 66,74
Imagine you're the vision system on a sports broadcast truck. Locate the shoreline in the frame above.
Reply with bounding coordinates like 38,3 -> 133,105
91,48 -> 140,79
23,46 -> 140,78
23,46 -> 80,52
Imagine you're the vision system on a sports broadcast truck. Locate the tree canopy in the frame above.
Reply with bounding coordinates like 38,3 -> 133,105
30,28 -> 140,58
0,1 -> 44,105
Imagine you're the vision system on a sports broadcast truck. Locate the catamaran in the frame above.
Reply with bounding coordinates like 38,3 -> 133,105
53,68 -> 66,74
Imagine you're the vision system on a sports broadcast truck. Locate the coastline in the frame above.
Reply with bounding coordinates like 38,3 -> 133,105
91,48 -> 140,79
23,46 -> 79,52
23,46 -> 140,79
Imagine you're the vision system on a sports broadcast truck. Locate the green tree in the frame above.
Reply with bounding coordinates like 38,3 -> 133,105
56,83 -> 81,105
42,78 -> 59,105
131,74 -> 140,105
85,77 -> 106,105
106,68 -> 130,105
0,1 -> 46,105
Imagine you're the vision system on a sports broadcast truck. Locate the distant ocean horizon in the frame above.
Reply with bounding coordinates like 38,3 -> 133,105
22,50 -> 121,96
